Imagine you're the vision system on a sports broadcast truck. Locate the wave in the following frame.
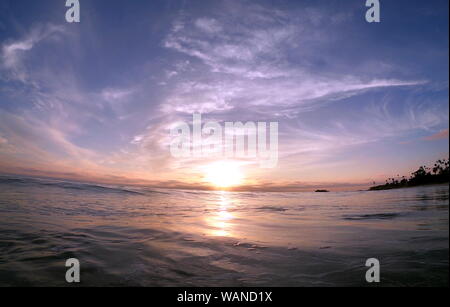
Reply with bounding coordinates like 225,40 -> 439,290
0,176 -> 145,196
254,206 -> 288,212
342,212 -> 401,220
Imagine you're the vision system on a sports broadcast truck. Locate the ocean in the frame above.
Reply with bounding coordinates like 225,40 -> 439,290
0,175 -> 448,286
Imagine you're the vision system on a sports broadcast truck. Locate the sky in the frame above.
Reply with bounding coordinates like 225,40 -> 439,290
0,0 -> 448,191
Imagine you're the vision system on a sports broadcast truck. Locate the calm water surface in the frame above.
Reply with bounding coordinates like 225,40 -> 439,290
0,176 -> 448,286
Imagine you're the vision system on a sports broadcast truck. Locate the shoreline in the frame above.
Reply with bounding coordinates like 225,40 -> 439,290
368,182 -> 449,191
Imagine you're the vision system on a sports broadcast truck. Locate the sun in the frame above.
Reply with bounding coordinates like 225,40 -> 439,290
203,161 -> 244,189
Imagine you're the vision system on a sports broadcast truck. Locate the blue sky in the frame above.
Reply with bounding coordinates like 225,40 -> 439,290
0,0 -> 448,190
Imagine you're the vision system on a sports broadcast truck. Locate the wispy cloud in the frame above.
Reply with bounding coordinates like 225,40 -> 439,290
1,24 -> 65,83
162,5 -> 425,120
423,129 -> 449,141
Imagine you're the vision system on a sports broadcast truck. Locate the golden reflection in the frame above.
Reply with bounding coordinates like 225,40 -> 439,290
205,191 -> 235,237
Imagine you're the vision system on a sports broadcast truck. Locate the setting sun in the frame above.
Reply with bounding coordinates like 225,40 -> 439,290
203,161 -> 244,189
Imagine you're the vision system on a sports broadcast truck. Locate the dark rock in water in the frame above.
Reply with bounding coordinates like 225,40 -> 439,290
315,189 -> 329,193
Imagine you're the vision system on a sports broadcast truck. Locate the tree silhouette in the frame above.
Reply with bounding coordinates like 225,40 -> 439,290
370,158 -> 449,190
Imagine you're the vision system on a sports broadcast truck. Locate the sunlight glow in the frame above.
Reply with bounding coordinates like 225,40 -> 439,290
203,161 -> 244,189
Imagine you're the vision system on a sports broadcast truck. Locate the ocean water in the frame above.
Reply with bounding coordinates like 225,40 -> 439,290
0,175 -> 448,287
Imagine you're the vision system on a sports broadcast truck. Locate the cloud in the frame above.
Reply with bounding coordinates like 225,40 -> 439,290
162,6 -> 425,119
101,88 -> 135,101
0,135 -> 7,145
423,129 -> 449,141
1,24 -> 65,83
195,18 -> 222,34
0,111 -> 98,164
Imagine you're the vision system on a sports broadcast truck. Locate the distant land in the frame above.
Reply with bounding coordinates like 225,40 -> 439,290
315,189 -> 330,193
369,159 -> 449,191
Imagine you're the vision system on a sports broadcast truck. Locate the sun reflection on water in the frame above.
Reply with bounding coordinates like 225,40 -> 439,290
205,191 -> 235,237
